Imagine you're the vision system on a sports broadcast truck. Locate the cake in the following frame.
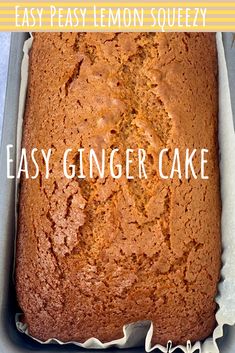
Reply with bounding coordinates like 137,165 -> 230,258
16,33 -> 220,346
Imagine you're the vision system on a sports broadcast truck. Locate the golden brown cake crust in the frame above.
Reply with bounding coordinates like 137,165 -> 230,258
16,33 -> 220,346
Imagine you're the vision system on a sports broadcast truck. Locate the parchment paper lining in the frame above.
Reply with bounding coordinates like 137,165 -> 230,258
15,33 -> 235,353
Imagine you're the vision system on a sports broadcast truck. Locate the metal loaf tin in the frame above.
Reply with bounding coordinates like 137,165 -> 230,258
0,32 -> 234,353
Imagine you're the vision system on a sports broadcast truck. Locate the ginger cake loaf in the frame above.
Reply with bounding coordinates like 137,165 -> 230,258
16,33 -> 220,346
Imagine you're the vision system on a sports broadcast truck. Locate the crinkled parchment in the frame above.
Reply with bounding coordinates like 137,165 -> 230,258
15,33 -> 235,353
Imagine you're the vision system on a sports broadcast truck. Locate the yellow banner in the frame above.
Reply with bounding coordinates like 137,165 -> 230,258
0,1 -> 235,31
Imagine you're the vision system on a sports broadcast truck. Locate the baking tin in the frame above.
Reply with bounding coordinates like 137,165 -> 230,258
0,32 -> 234,353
